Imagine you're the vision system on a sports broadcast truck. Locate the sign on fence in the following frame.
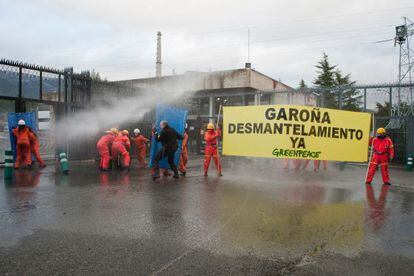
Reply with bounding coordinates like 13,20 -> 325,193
223,105 -> 371,162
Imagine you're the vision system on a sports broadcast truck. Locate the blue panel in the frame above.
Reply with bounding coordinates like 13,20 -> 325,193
7,112 -> 37,160
149,105 -> 188,169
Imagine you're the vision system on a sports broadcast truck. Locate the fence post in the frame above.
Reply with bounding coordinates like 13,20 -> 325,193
389,87 -> 393,116
321,90 -> 325,107
338,89 -> 343,109
39,70 -> 43,101
15,66 -> 26,112
363,88 -> 367,112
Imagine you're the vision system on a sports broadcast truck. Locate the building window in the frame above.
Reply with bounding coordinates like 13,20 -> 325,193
245,95 -> 255,105
200,97 -> 210,115
260,93 -> 272,105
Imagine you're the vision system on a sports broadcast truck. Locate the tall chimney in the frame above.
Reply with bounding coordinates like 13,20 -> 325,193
156,31 -> 162,77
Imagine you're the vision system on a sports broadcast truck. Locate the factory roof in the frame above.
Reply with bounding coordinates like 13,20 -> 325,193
113,67 -> 293,93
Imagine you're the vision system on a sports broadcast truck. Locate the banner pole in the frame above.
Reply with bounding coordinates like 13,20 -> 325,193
364,113 -> 375,183
217,104 -> 223,174
216,104 -> 223,128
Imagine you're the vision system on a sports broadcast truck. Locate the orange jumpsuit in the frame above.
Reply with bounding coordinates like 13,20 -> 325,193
302,160 -> 328,171
366,136 -> 394,184
314,160 -> 328,171
12,126 -> 32,169
179,132 -> 189,173
97,133 -> 115,170
204,128 -> 221,175
133,134 -> 148,168
28,130 -> 45,168
283,159 -> 302,170
111,133 -> 131,168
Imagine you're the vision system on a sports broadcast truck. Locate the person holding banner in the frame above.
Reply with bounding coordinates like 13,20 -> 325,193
365,128 -> 394,185
302,159 -> 328,171
152,121 -> 183,180
204,123 -> 222,177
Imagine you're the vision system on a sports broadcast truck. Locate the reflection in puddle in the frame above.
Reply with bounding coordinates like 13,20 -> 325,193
365,184 -> 389,232
218,182 -> 364,256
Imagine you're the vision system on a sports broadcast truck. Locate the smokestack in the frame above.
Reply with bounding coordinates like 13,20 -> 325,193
156,31 -> 162,77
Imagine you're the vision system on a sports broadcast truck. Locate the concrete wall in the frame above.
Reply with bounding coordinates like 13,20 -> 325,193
249,70 -> 292,91
274,91 -> 316,106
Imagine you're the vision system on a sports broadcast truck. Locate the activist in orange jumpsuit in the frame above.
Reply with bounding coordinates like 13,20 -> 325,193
204,123 -> 222,176
302,160 -> 328,171
133,128 -> 149,168
366,128 -> 394,185
28,129 -> 46,168
97,128 -> 117,171
178,126 -> 189,176
111,129 -> 131,169
12,120 -> 32,169
283,159 -> 302,170
314,160 -> 328,171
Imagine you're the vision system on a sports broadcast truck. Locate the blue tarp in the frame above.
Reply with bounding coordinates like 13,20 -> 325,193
8,112 -> 37,160
149,105 -> 188,169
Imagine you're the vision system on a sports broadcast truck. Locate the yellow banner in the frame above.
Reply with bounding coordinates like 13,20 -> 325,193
223,105 -> 371,162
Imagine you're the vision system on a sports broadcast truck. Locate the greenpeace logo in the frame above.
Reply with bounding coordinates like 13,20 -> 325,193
272,148 -> 322,158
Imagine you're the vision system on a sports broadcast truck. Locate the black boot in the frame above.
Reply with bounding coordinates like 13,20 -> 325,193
173,168 -> 179,179
152,168 -> 160,181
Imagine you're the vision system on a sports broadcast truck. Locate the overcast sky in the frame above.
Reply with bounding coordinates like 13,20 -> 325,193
0,0 -> 413,86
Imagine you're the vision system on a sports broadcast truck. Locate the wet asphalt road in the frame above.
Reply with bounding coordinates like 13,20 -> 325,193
0,156 -> 414,275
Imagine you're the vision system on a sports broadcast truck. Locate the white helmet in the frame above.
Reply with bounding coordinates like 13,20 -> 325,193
134,128 -> 140,135
18,119 -> 26,126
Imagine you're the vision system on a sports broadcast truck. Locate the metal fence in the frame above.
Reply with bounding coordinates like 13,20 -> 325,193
2,58 -> 413,163
0,59 -> 92,161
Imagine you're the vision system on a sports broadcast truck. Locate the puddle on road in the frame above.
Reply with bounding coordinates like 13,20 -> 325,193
0,161 -> 413,259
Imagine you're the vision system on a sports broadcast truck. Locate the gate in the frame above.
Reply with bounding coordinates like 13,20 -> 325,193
0,59 -> 92,161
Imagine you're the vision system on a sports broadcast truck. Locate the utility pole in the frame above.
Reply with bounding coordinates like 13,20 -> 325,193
395,17 -> 414,116
156,31 -> 162,78
247,28 -> 250,63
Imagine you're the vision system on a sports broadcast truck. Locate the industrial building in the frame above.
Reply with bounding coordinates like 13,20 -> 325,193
111,63 -> 316,154
113,64 -> 316,122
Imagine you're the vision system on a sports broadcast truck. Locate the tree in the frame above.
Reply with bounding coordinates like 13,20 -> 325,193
376,101 -> 411,116
334,70 -> 361,111
90,69 -> 107,82
313,53 -> 361,111
298,79 -> 307,89
376,102 -> 391,116
313,53 -> 337,108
